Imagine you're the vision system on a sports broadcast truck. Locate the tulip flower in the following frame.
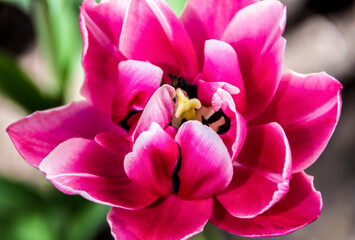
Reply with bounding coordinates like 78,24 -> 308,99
7,0 -> 342,239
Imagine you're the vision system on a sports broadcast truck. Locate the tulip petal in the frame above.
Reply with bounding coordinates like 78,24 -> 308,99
202,39 -> 246,114
7,101 -> 124,168
120,0 -> 198,79
216,122 -> 292,218
211,172 -> 322,237
175,121 -> 233,200
94,132 -> 132,156
124,123 -> 179,197
251,71 -> 342,172
111,60 -> 163,123
39,138 -> 157,209
133,85 -> 176,141
211,89 -> 247,161
80,0 -> 128,114
108,195 -> 212,240
180,0 -> 257,67
222,0 -> 286,121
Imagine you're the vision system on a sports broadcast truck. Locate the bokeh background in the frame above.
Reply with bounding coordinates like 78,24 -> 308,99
0,0 -> 354,239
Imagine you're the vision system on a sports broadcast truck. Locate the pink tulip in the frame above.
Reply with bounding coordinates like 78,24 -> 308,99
7,0 -> 342,239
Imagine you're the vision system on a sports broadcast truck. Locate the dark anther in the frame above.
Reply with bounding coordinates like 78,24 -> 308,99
181,118 -> 187,125
172,147 -> 182,193
201,115 -> 210,126
119,110 -> 139,132
160,79 -> 165,86
207,109 -> 231,135
168,73 -> 197,99
217,109 -> 231,134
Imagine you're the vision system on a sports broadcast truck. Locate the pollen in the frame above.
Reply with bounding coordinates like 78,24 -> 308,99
174,88 -> 201,125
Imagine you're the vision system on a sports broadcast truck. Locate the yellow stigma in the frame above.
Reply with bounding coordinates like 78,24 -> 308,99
175,88 -> 201,125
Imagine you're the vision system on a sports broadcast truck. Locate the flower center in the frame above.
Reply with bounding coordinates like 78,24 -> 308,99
168,74 -> 231,134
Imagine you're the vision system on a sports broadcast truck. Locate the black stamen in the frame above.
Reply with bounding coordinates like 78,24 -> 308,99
201,115 -> 210,126
217,109 -> 231,135
168,73 -> 197,99
119,110 -> 138,132
172,147 -> 182,193
207,110 -> 223,124
181,118 -> 187,125
206,109 -> 231,135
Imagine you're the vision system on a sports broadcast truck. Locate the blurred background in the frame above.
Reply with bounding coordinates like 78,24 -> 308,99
0,0 -> 354,239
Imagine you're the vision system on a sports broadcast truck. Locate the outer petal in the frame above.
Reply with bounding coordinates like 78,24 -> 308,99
180,0 -> 257,67
108,195 -> 212,240
202,39 -> 246,114
133,85 -> 176,141
80,0 -> 128,114
124,123 -> 179,197
222,0 -> 286,121
39,138 -> 157,209
251,71 -> 342,172
211,172 -> 322,237
120,0 -> 198,79
111,60 -> 163,123
216,122 -> 292,218
175,121 -> 233,200
7,101 -> 124,168
211,89 -> 246,160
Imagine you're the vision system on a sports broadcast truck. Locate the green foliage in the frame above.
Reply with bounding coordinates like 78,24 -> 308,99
0,53 -> 58,112
166,0 -> 187,16
0,176 -> 109,240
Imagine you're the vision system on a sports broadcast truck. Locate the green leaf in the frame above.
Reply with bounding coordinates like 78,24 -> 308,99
166,0 -> 187,16
0,52 -> 56,112
33,0 -> 81,99
11,212 -> 56,240
65,202 -> 110,240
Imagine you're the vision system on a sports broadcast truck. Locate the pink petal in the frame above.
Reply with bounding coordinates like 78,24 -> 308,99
133,85 -> 176,141
210,172 -> 322,237
124,123 -> 179,197
251,71 -> 342,172
202,39 -> 246,114
39,138 -> 157,209
196,79 -> 240,107
80,0 -> 128,114
111,60 -> 163,123
216,122 -> 292,218
108,195 -> 212,240
7,101 -> 124,168
222,0 -> 286,121
180,0 -> 257,67
211,89 -> 247,160
94,132 -> 132,156
119,0 -> 198,79
175,121 -> 233,200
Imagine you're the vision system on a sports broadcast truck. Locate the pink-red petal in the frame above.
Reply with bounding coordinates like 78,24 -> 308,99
124,123 -> 179,197
210,172 -> 322,237
111,60 -> 163,123
39,138 -> 157,209
7,101 -> 124,168
80,0 -> 128,114
133,85 -> 176,141
222,0 -> 286,121
251,71 -> 342,172
175,121 -> 233,200
216,122 -> 292,218
120,0 -> 198,79
211,89 -> 246,160
202,39 -> 246,114
108,195 -> 212,240
180,0 -> 257,68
